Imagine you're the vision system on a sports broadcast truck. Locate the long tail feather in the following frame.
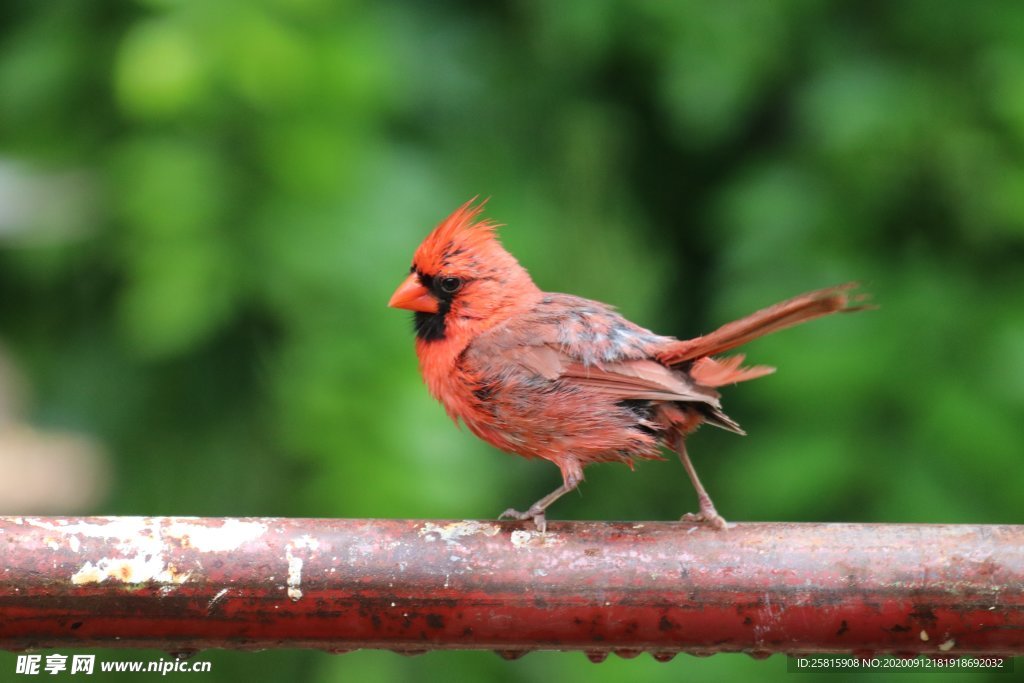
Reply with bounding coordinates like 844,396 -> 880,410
658,283 -> 869,366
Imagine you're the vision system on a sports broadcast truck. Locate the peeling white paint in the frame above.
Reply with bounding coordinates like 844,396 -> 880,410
419,521 -> 500,545
27,516 -> 156,541
286,552 -> 303,601
27,516 -> 267,555
50,518 -> 190,586
292,535 -> 320,551
18,517 -> 273,588
510,529 -> 561,548
284,536 -> 318,602
70,563 -> 105,585
164,519 -> 268,552
71,556 -> 191,586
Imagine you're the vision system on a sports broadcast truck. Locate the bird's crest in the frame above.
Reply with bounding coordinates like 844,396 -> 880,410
413,197 -> 503,272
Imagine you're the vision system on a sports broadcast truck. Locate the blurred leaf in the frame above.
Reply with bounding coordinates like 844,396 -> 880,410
115,18 -> 207,119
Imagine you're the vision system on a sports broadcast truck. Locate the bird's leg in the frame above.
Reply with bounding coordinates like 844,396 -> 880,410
675,439 -> 728,530
499,485 -> 570,533
500,462 -> 582,533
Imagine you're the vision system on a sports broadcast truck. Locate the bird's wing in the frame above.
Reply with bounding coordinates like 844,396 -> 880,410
514,343 -> 722,406
473,292 -> 723,405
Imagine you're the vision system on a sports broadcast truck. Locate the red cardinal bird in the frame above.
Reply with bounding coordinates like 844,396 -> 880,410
389,200 -> 866,531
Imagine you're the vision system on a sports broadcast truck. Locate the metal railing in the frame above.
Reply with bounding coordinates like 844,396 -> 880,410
1,517 -> 1021,661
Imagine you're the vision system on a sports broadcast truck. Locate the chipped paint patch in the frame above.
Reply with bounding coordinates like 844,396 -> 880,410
21,517 -> 271,587
50,518 -> 193,586
419,521 -> 500,546
510,529 -> 562,548
286,552 -> 303,601
69,562 -> 105,585
27,516 -> 156,541
164,519 -> 268,553
938,638 -> 955,651
285,535 -> 319,602
71,556 -> 191,586
920,630 -> 929,641
28,516 -> 264,554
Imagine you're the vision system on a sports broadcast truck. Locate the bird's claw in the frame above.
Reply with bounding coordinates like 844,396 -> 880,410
680,510 -> 729,531
499,507 -> 548,533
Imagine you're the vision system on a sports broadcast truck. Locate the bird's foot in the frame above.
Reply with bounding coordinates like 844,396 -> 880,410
680,508 -> 729,531
499,507 -> 548,533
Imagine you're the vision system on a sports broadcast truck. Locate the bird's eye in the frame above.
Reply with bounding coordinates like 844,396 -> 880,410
439,276 -> 463,294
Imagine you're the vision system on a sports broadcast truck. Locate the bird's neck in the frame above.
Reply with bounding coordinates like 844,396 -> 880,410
415,282 -> 542,401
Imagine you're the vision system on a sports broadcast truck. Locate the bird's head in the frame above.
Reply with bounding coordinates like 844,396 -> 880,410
389,199 -> 540,343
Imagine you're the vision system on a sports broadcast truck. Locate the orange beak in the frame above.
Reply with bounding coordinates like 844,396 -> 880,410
388,273 -> 438,313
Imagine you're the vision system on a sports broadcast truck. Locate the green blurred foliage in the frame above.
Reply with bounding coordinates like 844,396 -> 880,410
0,0 -> 1022,681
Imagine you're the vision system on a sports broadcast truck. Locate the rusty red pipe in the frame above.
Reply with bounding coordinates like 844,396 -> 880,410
0,517 -> 1021,660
